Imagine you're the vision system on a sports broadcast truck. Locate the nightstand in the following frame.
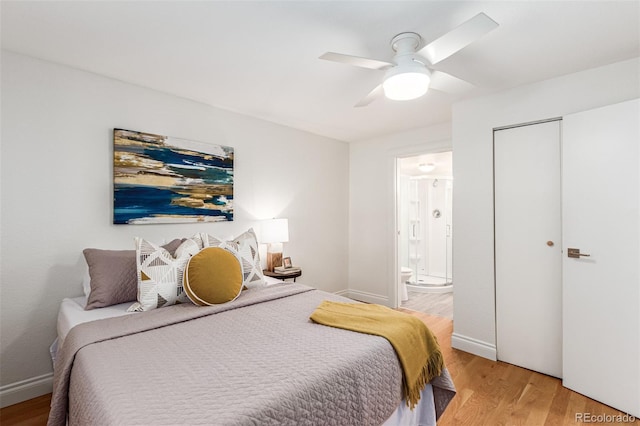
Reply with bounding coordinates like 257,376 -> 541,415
263,269 -> 302,282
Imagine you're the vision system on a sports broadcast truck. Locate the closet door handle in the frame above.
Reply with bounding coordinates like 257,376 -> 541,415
567,248 -> 590,258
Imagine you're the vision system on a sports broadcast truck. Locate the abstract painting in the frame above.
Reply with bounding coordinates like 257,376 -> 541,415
113,129 -> 233,224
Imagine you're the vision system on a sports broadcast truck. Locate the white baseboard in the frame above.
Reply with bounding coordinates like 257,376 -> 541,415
333,289 -> 349,296
343,289 -> 389,306
451,333 -> 497,361
0,373 -> 53,408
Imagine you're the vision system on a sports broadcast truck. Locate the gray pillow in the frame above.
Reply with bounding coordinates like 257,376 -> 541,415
83,238 -> 184,310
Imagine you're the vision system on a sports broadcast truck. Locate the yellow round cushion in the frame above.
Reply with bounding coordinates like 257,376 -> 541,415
183,247 -> 243,306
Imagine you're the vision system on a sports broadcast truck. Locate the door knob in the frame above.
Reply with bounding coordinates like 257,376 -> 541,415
547,241 -> 554,247
568,248 -> 591,258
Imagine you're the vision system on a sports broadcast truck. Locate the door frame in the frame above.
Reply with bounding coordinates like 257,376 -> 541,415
390,145 -> 453,309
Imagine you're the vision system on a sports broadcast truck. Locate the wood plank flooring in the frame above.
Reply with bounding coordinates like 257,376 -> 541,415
401,291 -> 453,319
0,393 -> 51,426
2,311 -> 637,425
399,309 -> 639,426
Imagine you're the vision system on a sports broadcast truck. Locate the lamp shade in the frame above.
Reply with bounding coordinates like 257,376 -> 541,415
261,218 -> 289,244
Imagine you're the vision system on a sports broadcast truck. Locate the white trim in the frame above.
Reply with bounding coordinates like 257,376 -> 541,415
344,289 -> 389,306
333,289 -> 349,297
451,333 -> 497,361
388,140 -> 453,311
0,372 -> 53,408
389,154 -> 400,309
493,117 -> 562,132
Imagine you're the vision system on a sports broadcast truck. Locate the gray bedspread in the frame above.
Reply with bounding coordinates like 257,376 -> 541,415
48,283 -> 454,426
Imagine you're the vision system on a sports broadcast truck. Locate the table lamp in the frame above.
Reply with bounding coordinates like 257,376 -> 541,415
261,218 -> 289,272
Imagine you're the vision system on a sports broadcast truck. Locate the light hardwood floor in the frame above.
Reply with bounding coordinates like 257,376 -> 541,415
399,309 -> 639,426
401,291 -> 453,319
2,311 -> 637,425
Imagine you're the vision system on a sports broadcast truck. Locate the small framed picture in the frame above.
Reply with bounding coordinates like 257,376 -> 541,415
283,257 -> 292,269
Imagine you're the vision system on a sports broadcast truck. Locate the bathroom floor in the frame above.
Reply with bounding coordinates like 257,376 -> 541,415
401,291 -> 453,319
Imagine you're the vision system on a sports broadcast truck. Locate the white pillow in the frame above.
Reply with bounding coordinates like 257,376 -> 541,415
201,228 -> 265,289
128,237 -> 202,312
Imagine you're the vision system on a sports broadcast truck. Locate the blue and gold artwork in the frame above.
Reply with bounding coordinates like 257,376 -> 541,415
113,129 -> 233,224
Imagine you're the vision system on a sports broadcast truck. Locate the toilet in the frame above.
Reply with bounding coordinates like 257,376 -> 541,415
400,267 -> 412,301
400,267 -> 413,284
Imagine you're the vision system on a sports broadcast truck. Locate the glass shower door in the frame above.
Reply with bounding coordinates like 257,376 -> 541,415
408,179 -> 420,284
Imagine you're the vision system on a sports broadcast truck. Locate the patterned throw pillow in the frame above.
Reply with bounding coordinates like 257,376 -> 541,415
201,228 -> 265,289
128,237 -> 202,312
83,239 -> 185,310
183,247 -> 243,306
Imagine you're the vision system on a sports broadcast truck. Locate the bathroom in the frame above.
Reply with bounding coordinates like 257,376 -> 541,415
398,151 -> 453,316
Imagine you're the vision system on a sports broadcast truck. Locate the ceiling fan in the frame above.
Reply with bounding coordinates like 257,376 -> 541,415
319,12 -> 498,107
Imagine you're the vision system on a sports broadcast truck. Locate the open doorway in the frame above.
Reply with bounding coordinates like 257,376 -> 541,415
397,151 -> 453,319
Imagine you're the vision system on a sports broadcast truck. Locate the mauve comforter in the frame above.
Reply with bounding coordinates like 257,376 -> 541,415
48,283 -> 454,426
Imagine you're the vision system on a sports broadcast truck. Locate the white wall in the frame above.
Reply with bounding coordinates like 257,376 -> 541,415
451,57 -> 640,360
348,123 -> 452,306
0,51 -> 349,405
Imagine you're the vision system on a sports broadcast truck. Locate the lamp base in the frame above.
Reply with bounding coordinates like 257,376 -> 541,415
266,251 -> 283,272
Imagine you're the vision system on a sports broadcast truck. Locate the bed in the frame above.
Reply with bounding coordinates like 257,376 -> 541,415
48,280 -> 455,426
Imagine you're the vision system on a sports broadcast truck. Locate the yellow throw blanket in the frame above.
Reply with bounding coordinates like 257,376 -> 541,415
309,300 -> 443,409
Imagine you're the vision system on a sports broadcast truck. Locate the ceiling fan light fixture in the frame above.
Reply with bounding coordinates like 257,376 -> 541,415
382,65 -> 431,101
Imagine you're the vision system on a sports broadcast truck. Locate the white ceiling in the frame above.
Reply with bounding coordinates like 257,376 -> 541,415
2,1 -> 639,142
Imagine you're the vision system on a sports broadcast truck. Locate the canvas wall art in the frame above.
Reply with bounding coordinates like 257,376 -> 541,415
113,129 -> 234,224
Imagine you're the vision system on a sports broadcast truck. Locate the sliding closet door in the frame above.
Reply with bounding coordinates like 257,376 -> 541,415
494,120 -> 562,378
563,99 -> 639,417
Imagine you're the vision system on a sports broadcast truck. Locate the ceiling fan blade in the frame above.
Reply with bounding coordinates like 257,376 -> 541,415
429,70 -> 475,94
320,52 -> 393,70
418,12 -> 498,65
355,84 -> 383,107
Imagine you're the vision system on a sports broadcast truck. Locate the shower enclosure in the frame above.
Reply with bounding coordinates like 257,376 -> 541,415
400,175 -> 453,291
